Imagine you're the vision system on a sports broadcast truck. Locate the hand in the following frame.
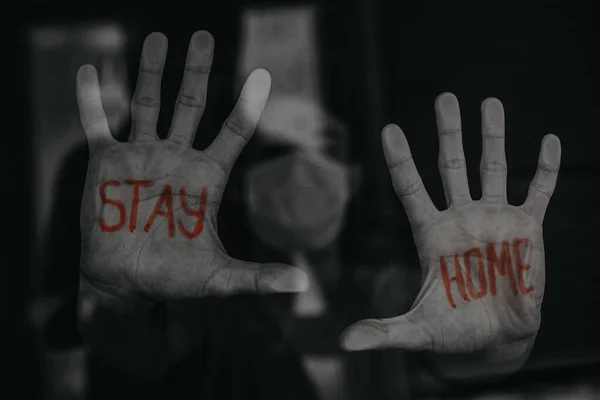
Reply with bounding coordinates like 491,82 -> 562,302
341,94 -> 560,366
76,31 -> 308,375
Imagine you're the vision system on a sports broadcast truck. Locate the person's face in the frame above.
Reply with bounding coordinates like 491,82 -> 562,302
244,138 -> 361,253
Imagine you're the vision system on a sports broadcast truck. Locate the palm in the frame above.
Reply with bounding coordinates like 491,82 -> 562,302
342,93 -> 561,356
410,203 -> 543,352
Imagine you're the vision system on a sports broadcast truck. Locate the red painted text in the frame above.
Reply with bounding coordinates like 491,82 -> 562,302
440,239 -> 533,308
98,180 -> 207,239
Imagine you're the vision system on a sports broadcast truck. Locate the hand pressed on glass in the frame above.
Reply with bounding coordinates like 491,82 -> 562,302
341,93 -> 561,356
77,31 -> 308,307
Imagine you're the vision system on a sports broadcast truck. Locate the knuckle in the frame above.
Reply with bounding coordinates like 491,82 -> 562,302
133,96 -> 160,108
439,128 -> 462,136
482,194 -> 504,204
388,155 -> 413,170
89,114 -> 106,126
176,95 -> 205,109
532,183 -> 551,198
394,180 -> 423,197
185,65 -> 211,75
439,158 -> 466,170
482,123 -> 504,139
225,119 -> 249,139
480,161 -> 507,172
139,67 -> 162,76
538,163 -> 558,174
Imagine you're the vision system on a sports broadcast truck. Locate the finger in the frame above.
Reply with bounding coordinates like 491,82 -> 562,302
480,97 -> 507,204
340,316 -> 431,351
520,134 -> 561,223
205,69 -> 271,173
435,93 -> 471,207
130,32 -> 168,142
168,30 -> 214,145
382,124 -> 439,229
76,64 -> 116,154
216,258 -> 309,296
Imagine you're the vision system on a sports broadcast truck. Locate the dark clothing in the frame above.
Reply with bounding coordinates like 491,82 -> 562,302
83,277 -> 375,400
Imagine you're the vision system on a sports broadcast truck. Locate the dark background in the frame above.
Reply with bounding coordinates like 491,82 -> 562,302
5,0 -> 600,398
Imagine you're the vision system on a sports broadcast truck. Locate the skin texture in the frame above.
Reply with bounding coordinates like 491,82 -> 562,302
340,93 -> 561,377
76,31 -> 308,378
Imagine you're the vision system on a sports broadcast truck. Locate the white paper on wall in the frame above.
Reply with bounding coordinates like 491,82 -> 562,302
237,6 -> 326,150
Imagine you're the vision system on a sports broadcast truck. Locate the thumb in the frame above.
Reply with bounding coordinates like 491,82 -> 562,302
217,258 -> 310,296
180,255 -> 309,298
146,254 -> 310,300
340,315 -> 431,351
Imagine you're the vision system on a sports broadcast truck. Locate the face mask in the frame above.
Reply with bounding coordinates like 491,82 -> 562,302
245,149 -> 351,252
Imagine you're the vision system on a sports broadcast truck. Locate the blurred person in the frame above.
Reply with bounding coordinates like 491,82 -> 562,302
241,101 -> 419,399
74,30 -> 561,400
28,24 -> 133,399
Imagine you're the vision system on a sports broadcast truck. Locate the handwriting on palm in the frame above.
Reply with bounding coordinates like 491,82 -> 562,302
408,205 -> 544,353
80,140 -> 229,300
342,93 -> 561,354
77,31 -> 308,306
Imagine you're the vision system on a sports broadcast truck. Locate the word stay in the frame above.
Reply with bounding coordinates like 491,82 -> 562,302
98,180 -> 207,239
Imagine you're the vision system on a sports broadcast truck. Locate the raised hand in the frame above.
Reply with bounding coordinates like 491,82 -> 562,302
341,94 -> 560,368
76,31 -> 307,376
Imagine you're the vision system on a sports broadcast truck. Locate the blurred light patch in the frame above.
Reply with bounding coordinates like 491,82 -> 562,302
258,95 -> 327,149
81,23 -> 127,49
30,26 -> 69,48
238,6 -> 324,150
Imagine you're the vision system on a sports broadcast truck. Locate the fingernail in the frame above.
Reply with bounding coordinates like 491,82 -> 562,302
267,266 -> 309,293
145,32 -> 167,53
340,323 -> 386,351
542,134 -> 561,163
382,124 -> 404,149
481,97 -> 504,115
435,92 -> 458,108
247,69 -> 272,100
192,30 -> 214,50
382,124 -> 409,161
79,64 -> 97,80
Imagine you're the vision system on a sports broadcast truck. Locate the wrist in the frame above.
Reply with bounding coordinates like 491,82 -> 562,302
78,275 -> 169,380
429,334 -> 536,383
78,271 -> 154,313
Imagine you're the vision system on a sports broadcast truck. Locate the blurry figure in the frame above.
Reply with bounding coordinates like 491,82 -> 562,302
28,21 -> 131,400
246,147 -> 350,315
241,99 -> 420,399
236,6 -> 419,399
246,104 -> 355,316
256,94 -> 329,150
244,106 -> 360,400
238,6 -> 321,101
